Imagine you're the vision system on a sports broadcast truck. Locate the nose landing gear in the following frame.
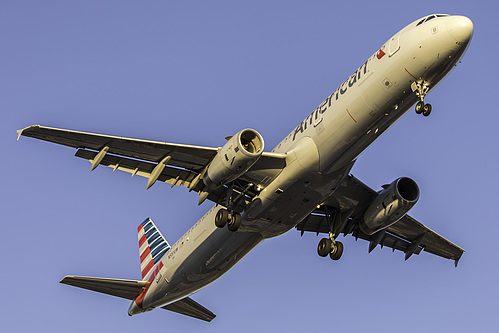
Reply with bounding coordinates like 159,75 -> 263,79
412,81 -> 432,117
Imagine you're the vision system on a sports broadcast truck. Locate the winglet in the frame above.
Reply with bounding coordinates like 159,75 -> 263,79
454,252 -> 463,267
16,125 -> 40,141
16,126 -> 31,141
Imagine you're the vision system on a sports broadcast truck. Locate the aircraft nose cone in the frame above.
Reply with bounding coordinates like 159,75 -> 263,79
449,16 -> 474,44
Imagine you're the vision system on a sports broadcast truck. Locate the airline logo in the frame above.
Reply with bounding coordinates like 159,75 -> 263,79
377,48 -> 386,59
137,218 -> 170,279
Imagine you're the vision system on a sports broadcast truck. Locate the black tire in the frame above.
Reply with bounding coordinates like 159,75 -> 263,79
228,213 -> 241,232
330,241 -> 344,261
215,209 -> 229,228
423,103 -> 432,117
415,101 -> 424,114
317,238 -> 332,257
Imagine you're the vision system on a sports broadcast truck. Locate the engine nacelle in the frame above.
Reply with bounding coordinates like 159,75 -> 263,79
203,129 -> 264,189
360,177 -> 420,235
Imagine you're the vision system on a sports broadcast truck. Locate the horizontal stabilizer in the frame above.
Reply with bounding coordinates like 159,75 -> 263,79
60,275 -> 147,300
162,297 -> 216,322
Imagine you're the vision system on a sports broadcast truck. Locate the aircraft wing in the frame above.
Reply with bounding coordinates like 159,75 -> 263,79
17,125 -> 286,209
60,275 -> 216,321
296,175 -> 465,266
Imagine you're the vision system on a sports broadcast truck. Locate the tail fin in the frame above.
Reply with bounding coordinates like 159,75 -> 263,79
137,218 -> 170,280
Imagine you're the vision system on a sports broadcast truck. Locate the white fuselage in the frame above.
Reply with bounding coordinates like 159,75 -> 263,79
128,14 -> 473,315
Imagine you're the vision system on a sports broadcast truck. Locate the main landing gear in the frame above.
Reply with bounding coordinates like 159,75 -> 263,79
411,81 -> 432,117
318,233 -> 344,261
215,208 -> 241,232
214,182 -> 241,232
316,206 -> 351,261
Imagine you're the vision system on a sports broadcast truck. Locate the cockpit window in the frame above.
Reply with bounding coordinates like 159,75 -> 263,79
416,14 -> 448,27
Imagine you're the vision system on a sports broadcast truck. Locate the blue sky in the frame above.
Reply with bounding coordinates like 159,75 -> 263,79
2,1 -> 497,332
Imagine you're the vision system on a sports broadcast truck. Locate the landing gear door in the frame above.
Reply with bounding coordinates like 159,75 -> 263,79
389,33 -> 400,57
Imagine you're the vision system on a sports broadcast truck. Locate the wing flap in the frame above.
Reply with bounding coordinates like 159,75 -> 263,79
74,149 -> 246,210
60,275 -> 147,300
75,149 -> 198,189
162,297 -> 216,322
387,215 -> 464,261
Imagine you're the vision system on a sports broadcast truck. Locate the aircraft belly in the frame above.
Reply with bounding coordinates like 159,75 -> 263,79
148,226 -> 263,309
242,167 -> 350,238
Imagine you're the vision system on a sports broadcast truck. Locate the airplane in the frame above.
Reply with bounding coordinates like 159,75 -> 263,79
17,14 -> 473,322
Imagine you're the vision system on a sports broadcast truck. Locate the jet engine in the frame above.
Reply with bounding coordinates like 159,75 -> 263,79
359,177 -> 420,235
203,129 -> 264,189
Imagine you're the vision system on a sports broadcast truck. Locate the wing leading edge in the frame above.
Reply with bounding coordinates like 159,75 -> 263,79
17,125 -> 286,209
296,175 -> 464,266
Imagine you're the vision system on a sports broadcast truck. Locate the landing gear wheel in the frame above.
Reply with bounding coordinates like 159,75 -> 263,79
215,209 -> 229,228
329,241 -> 344,261
318,238 -> 332,257
412,81 -> 431,116
415,101 -> 424,114
228,213 -> 241,232
423,103 -> 432,117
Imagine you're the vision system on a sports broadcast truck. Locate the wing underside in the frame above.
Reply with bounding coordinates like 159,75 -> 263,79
296,175 -> 464,265
18,125 -> 286,210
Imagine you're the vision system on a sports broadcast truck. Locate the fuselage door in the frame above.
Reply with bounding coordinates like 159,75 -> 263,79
389,33 -> 400,56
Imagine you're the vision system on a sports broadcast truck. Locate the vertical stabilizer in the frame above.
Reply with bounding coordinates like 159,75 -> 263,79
137,218 -> 170,280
